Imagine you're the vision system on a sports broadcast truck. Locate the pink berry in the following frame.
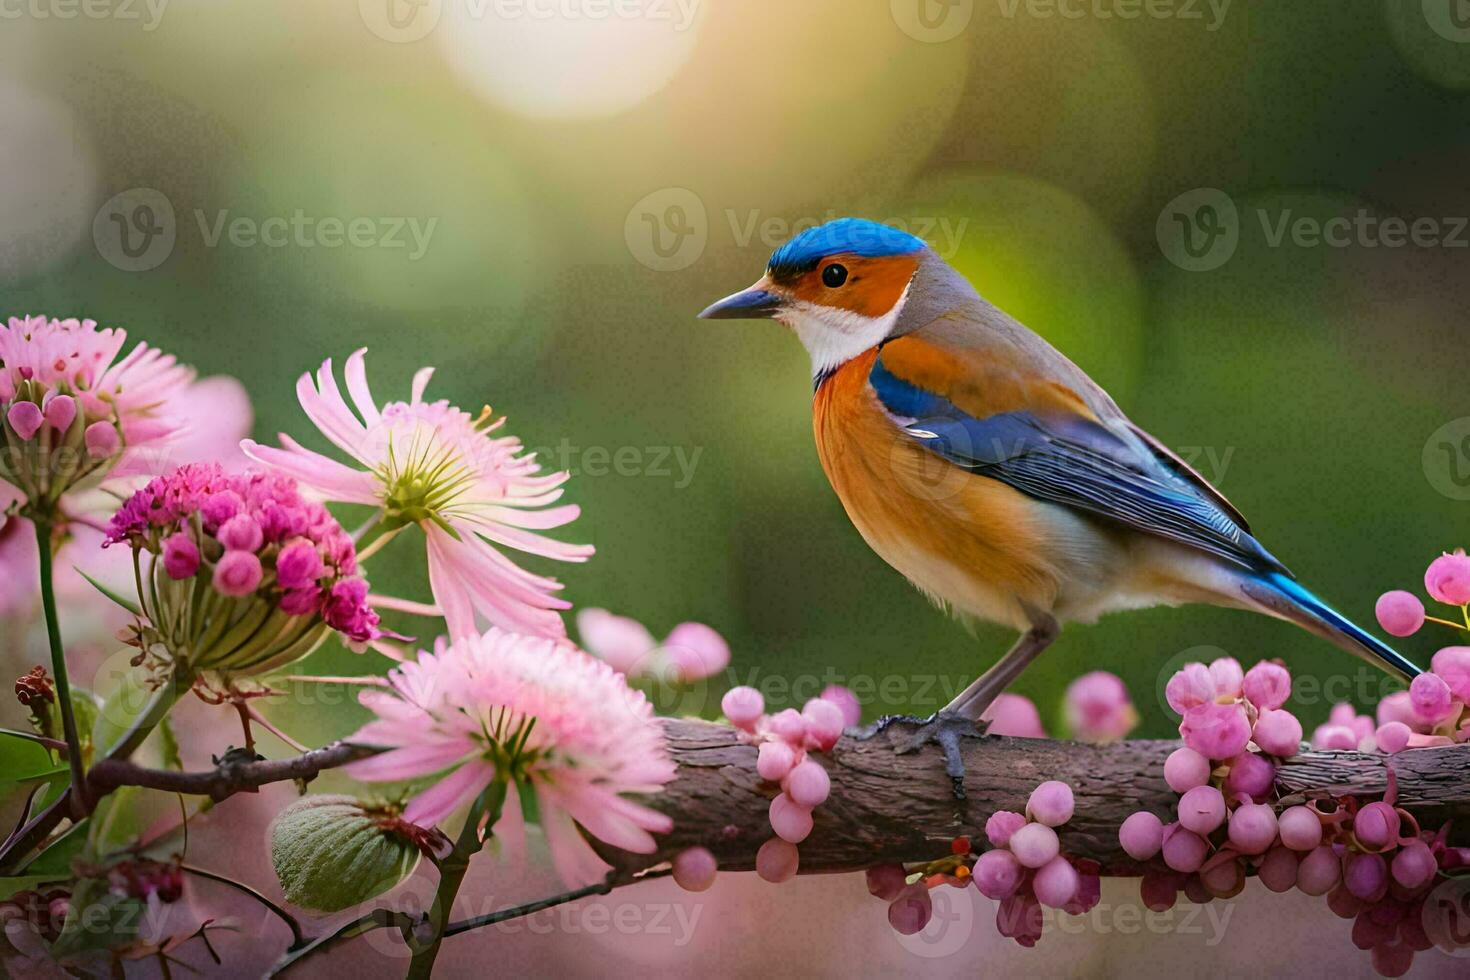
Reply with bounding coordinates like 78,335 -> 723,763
213,550 -> 263,597
995,893 -> 1043,946
1200,857 -> 1243,898
1370,940 -> 1415,978
1026,780 -> 1074,827
1177,785 -> 1226,836
1327,883 -> 1364,919
1161,825 -> 1208,873
1257,846 -> 1298,893
1391,841 -> 1437,890
1311,722 -> 1359,751
1354,801 -> 1400,851
6,401 -> 42,441
1431,646 -> 1470,701
801,698 -> 845,751
1425,551 -> 1470,605
663,622 -> 730,681
866,863 -> 908,901
1376,721 -> 1412,754
755,837 -> 798,883
973,848 -> 1024,900
672,847 -> 718,892
1119,811 -> 1164,862
1139,871 -> 1179,912
985,810 -> 1027,849
1277,805 -> 1323,851
1345,852 -> 1388,902
1032,856 -> 1079,909
767,708 -> 807,745
1376,691 -> 1424,732
43,394 -> 76,433
1164,747 -> 1212,793
785,760 -> 830,808
756,740 -> 796,781
1251,708 -> 1303,758
1063,671 -> 1137,742
721,686 -> 764,730
768,793 -> 813,844
1008,822 -> 1060,869
1409,672 -> 1455,725
980,693 -> 1046,738
1242,660 -> 1292,710
1376,591 -> 1426,637
1297,845 -> 1341,895
1165,663 -> 1215,715
1182,875 -> 1212,905
887,884 -> 932,935
1352,910 -> 1393,951
84,420 -> 120,458
1208,657 -> 1244,699
1223,751 -> 1275,801
819,685 -> 862,727
161,531 -> 200,580
1065,872 -> 1101,915
1180,702 -> 1251,760
1226,802 -> 1278,855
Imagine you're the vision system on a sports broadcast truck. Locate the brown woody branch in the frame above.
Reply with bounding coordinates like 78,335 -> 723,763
594,720 -> 1470,880
86,741 -> 375,802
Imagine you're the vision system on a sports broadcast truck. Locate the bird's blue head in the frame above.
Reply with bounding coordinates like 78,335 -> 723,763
699,218 -> 930,377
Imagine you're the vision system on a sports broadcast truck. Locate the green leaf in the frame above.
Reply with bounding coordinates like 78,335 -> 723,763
270,796 -> 421,914
0,736 -> 61,789
21,820 -> 87,878
74,568 -> 142,616
91,666 -> 159,758
0,874 -> 69,902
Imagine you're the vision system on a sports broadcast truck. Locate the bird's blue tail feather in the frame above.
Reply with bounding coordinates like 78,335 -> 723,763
1259,572 -> 1422,681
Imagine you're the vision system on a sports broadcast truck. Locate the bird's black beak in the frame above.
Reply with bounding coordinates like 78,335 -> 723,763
698,283 -> 783,320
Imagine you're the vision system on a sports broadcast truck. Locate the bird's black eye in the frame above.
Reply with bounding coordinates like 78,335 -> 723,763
821,263 -> 848,288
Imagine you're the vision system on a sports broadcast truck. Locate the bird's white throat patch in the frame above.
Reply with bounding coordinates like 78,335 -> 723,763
780,283 -> 911,380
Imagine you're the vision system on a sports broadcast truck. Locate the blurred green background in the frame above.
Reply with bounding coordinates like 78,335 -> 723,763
3,0 -> 1469,741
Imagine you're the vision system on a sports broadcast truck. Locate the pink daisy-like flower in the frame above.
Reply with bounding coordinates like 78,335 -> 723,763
343,629 -> 675,887
0,316 -> 196,505
244,350 -> 592,640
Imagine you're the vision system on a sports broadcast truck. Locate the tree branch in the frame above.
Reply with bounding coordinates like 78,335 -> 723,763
593,720 -> 1470,880
87,741 -> 375,802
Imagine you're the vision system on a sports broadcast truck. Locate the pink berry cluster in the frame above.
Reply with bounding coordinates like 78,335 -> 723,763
105,463 -> 381,673
1120,659 -> 1470,977
720,684 -> 857,883
1375,552 -> 1470,746
866,780 -> 1100,948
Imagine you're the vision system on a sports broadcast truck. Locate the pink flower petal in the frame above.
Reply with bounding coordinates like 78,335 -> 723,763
403,760 -> 497,828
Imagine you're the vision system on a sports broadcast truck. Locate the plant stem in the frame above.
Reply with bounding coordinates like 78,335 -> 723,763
34,518 -> 88,814
406,780 -> 508,980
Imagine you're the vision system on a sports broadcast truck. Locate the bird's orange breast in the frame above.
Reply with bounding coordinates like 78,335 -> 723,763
812,349 -> 1066,630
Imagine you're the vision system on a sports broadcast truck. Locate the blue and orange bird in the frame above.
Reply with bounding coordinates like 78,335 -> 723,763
700,217 -> 1422,796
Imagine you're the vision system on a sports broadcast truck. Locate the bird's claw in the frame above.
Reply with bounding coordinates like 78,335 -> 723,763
845,711 -> 986,800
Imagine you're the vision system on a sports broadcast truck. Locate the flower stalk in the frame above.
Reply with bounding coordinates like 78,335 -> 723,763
33,517 -> 88,814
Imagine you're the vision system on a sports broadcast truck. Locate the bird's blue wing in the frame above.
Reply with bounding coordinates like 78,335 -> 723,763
870,353 -> 1287,574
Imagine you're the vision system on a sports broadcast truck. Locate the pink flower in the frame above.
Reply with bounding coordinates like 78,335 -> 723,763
213,550 -> 262,596
343,629 -> 675,888
0,510 -> 39,619
1179,701 -> 1251,760
1425,551 -> 1470,606
160,532 -> 199,580
1376,591 -> 1425,637
0,316 -> 196,503
981,693 -> 1046,738
244,350 -> 591,640
1063,671 -> 1138,742
105,464 -> 381,670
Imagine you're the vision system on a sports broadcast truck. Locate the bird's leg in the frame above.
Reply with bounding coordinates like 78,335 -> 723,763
848,612 -> 1059,800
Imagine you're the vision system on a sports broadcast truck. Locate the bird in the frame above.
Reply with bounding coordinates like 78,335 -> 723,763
699,216 -> 1422,797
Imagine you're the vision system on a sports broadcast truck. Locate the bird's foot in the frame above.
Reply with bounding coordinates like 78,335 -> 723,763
845,711 -> 986,800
